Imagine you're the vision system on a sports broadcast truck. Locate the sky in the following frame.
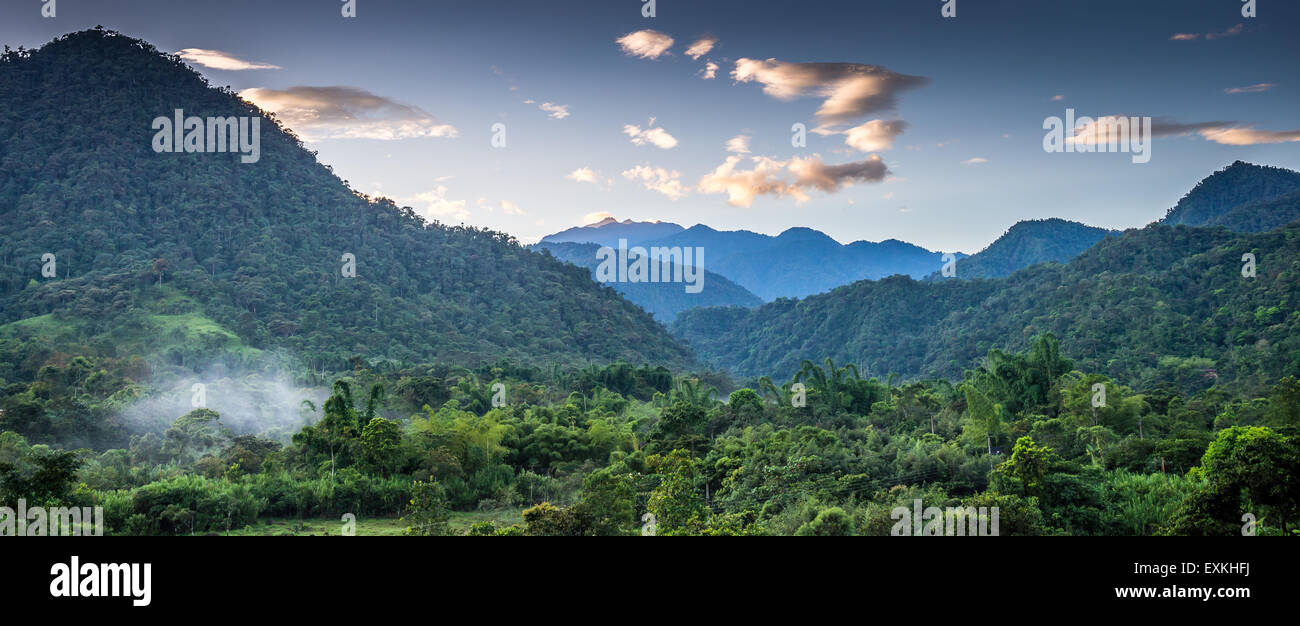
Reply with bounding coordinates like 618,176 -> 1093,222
4,0 -> 1299,252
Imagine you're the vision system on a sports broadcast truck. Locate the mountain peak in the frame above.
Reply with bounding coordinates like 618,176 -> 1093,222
1162,161 -> 1300,229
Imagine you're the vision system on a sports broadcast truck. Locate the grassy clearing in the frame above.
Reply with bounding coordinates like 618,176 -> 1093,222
217,509 -> 526,537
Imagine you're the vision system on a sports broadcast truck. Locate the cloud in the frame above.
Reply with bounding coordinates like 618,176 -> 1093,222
1225,83 -> 1276,94
788,154 -> 889,192
583,211 -> 614,224
176,48 -> 280,71
697,154 -> 889,207
1051,94 -> 1065,101
1067,115 -> 1230,145
1206,23 -> 1245,40
566,167 -> 598,183
726,135 -> 752,154
701,61 -> 719,80
1067,114 -> 1300,147
732,58 -> 928,125
623,165 -> 688,200
538,102 -> 570,119
240,86 -> 458,141
685,35 -> 718,60
963,157 -> 989,165
841,119 -> 908,152
1171,23 -> 1244,41
404,186 -> 468,222
1197,127 -> 1300,145
624,122 -> 679,149
617,30 -> 674,59
499,200 -> 525,215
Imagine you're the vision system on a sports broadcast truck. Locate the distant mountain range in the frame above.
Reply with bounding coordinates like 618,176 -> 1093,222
539,219 -> 963,301
531,241 -> 762,322
673,161 -> 1300,384
541,217 -> 686,248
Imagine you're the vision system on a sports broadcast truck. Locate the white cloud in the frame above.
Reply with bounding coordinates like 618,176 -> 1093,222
539,102 -> 570,119
841,119 -> 908,152
616,30 -> 674,59
726,135 -> 752,154
566,167 -> 598,183
963,157 -> 989,165
624,122 -> 679,149
732,58 -> 928,125
176,48 -> 280,71
1051,94 -> 1065,101
685,35 -> 718,60
1197,126 -> 1300,145
623,165 -> 688,200
1225,83 -> 1276,94
404,185 -> 468,222
499,200 -> 525,215
240,86 -> 458,141
701,61 -> 719,80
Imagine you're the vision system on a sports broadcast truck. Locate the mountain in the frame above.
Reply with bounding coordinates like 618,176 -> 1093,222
674,220 -> 1300,391
0,29 -> 694,372
531,242 -> 762,322
927,218 -> 1119,281
539,217 -> 684,247
1162,161 -> 1300,231
635,225 -> 960,300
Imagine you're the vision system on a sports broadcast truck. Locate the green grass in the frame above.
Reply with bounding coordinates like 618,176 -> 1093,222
0,313 -> 76,337
218,509 -> 526,537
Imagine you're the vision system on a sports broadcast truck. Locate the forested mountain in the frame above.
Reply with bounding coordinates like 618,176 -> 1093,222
539,217 -> 685,248
675,222 -> 1300,391
926,218 -> 1118,281
635,225 -> 959,300
531,241 -> 762,322
0,29 -> 693,372
1162,161 -> 1300,231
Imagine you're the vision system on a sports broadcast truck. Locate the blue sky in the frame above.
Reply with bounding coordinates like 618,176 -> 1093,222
5,0 -> 1299,252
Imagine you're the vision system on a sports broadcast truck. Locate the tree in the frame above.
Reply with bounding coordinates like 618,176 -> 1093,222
794,507 -> 855,536
162,408 -> 228,464
403,479 -> 450,536
1001,436 -> 1060,499
360,417 -> 403,477
647,450 -> 708,536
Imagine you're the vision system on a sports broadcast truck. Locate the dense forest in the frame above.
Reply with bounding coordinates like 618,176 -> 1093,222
675,223 -> 1300,389
0,29 -> 691,372
3,335 -> 1295,536
0,30 -> 1296,537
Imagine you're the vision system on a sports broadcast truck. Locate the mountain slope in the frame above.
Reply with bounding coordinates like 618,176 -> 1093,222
0,29 -> 693,370
1162,161 -> 1300,231
928,218 -> 1119,280
530,241 -> 762,322
674,222 -> 1300,392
